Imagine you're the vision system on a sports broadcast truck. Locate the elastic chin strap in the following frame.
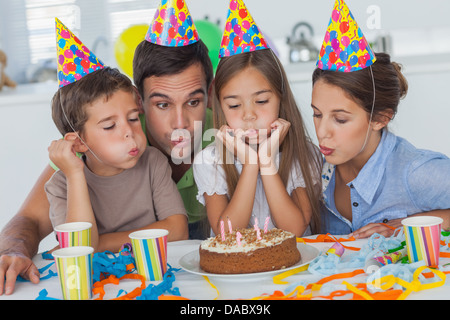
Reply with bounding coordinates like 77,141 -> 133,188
358,65 -> 376,155
59,90 -> 103,164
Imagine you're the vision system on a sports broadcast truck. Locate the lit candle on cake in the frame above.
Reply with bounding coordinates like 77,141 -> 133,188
227,216 -> 232,233
220,220 -> 225,241
253,217 -> 259,231
236,231 -> 242,246
254,217 -> 262,240
263,217 -> 270,233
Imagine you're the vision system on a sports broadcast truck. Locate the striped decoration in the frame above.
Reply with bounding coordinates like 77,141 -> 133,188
404,223 -> 441,267
56,228 -> 91,248
131,235 -> 168,281
53,247 -> 93,300
54,222 -> 92,248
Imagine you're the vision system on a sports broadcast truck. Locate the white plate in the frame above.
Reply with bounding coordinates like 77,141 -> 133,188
178,243 -> 319,280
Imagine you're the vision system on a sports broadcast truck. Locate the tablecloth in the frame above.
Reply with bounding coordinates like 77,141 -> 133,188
1,234 -> 450,301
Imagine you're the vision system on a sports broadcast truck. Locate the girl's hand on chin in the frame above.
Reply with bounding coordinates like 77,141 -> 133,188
216,125 -> 258,166
258,119 -> 290,175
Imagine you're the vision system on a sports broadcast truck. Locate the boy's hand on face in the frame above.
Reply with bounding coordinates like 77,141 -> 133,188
48,137 -> 85,177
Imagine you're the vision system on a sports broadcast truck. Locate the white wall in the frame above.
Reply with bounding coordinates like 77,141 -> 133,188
0,83 -> 60,252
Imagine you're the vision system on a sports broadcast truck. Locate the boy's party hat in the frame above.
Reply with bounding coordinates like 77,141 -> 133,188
316,0 -> 376,72
145,0 -> 199,47
55,18 -> 104,88
219,0 -> 269,58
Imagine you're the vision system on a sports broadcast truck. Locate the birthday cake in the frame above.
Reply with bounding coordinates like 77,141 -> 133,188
199,228 -> 300,274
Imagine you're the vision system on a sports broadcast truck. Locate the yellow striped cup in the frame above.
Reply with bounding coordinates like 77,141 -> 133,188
129,229 -> 169,281
54,222 -> 92,248
53,246 -> 94,300
402,216 -> 443,267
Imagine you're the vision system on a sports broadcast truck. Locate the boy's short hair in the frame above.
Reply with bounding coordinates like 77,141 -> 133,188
51,67 -> 138,136
132,40 -> 214,100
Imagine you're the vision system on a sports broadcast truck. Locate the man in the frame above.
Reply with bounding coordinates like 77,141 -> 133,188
133,39 -> 214,240
0,25 -> 214,298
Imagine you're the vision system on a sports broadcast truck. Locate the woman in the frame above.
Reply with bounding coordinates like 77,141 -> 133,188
312,52 -> 450,238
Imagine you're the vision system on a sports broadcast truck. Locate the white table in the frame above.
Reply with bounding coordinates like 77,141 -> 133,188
1,237 -> 450,301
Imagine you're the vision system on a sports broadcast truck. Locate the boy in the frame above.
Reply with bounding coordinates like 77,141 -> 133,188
45,66 -> 188,252
0,8 -> 210,293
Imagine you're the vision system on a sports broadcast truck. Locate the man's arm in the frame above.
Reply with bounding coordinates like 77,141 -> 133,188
0,165 -> 55,295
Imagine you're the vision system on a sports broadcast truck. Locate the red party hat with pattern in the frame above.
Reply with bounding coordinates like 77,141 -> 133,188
55,18 -> 104,87
316,0 -> 376,72
219,0 -> 269,58
145,0 -> 199,47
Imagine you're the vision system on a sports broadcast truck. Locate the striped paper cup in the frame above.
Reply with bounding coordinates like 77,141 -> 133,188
402,216 -> 443,267
53,246 -> 94,300
129,229 -> 169,281
54,222 -> 92,248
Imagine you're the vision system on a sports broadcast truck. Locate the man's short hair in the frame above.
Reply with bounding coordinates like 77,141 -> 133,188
132,40 -> 214,99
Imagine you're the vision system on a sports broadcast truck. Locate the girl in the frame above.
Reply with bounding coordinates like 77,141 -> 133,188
312,52 -> 450,238
193,49 -> 322,237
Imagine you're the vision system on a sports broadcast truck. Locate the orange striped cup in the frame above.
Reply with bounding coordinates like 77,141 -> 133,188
402,216 -> 443,267
129,229 -> 168,281
53,246 -> 94,300
54,222 -> 92,248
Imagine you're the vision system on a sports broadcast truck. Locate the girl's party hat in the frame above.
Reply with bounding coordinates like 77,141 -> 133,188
219,0 -> 269,58
316,0 -> 376,72
55,18 -> 104,88
145,0 -> 199,47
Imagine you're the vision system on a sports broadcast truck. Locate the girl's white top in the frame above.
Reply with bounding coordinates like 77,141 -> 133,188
193,144 -> 316,236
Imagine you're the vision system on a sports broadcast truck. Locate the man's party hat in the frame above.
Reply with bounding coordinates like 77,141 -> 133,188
145,0 -> 199,47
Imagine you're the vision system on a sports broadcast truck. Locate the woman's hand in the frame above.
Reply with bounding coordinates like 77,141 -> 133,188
349,219 -> 402,239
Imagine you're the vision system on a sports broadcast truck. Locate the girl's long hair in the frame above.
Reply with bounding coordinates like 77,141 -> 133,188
213,49 -> 322,233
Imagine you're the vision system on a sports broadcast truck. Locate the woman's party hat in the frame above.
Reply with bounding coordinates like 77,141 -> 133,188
55,18 -> 104,87
145,0 -> 199,47
316,0 -> 376,72
219,0 -> 269,58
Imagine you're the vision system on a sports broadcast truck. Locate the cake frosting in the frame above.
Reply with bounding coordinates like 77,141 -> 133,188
199,228 -> 301,274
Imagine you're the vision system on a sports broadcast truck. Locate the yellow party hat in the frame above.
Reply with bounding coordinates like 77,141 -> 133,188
55,18 -> 104,87
219,0 -> 269,58
316,0 -> 376,72
145,0 -> 199,47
